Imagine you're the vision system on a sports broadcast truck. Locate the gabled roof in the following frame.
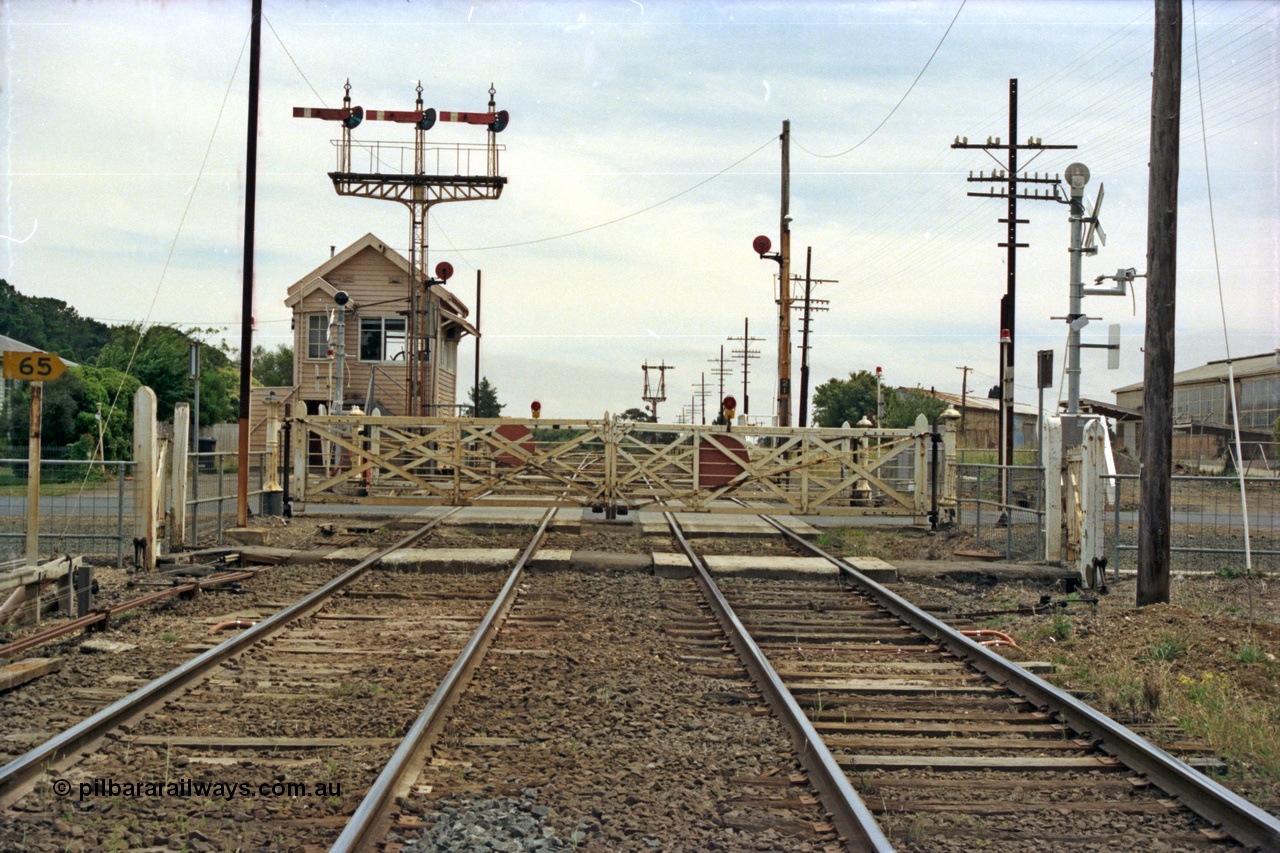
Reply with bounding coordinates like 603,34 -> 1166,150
286,232 -> 468,316
283,275 -> 339,309
1113,349 -> 1280,394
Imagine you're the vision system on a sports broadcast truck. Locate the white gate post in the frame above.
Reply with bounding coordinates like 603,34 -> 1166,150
170,403 -> 189,550
1044,416 -> 1063,563
133,387 -> 158,571
913,414 -> 930,514
1080,419 -> 1107,586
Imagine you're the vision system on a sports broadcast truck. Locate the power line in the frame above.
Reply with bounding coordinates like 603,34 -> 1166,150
793,0 -> 967,159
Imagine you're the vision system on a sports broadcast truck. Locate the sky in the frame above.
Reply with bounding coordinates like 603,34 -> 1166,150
1,0 -> 1277,422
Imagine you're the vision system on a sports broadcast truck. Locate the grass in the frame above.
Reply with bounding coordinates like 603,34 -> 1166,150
1235,644 -> 1265,664
1084,659 -> 1280,781
1141,634 -> 1187,662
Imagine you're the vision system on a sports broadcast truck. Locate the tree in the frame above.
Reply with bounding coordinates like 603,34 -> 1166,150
468,377 -> 505,418
95,324 -> 234,422
883,387 -> 949,428
0,279 -> 113,362
812,371 -> 879,427
252,344 -> 293,388
0,365 -> 141,459
619,407 -> 655,423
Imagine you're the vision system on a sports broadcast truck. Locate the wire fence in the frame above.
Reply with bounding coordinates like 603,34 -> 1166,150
1105,474 -> 1280,575
954,462 -> 1045,562
0,455 -> 136,567
186,450 -> 272,548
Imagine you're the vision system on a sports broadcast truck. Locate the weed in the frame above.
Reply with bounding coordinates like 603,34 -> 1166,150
1215,565 -> 1241,579
1051,611 -> 1073,641
1235,645 -> 1265,664
158,632 -> 179,643
1142,637 -> 1186,662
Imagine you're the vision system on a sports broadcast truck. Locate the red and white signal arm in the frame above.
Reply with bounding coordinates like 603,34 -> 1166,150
293,105 -> 364,129
435,261 -> 454,281
752,235 -> 772,256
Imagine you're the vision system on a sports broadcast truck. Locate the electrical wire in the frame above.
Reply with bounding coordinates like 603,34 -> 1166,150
1192,0 -> 1254,624
793,0 -> 966,159
56,22 -> 253,547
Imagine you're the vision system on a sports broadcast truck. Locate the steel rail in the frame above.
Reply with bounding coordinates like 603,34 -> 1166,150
760,514 -> 1280,850
663,510 -> 893,853
0,568 -> 261,661
332,506 -> 558,851
0,508 -> 463,808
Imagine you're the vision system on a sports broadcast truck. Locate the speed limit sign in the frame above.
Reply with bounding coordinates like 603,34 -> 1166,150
2,351 -> 68,381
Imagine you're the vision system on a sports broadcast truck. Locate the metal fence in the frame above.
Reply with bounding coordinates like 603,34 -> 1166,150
954,462 -> 1045,562
0,455 -> 135,566
185,449 -> 272,547
1104,474 -> 1280,575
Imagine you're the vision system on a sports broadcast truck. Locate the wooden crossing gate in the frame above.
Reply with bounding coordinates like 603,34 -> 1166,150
290,413 -> 957,519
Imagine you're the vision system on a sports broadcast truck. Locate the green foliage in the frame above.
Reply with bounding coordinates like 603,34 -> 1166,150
0,279 -> 113,362
619,407 -> 655,423
95,324 -> 232,422
252,343 -> 293,388
883,386 -> 949,428
0,366 -> 141,459
812,370 -> 879,427
1142,637 -> 1186,662
468,377 -> 505,418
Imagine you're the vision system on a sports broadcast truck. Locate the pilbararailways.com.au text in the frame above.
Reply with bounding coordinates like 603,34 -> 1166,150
50,777 -> 343,802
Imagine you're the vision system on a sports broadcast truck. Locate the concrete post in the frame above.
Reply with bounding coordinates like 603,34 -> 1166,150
133,387 -> 158,571
1080,419 -> 1107,586
171,403 -> 189,550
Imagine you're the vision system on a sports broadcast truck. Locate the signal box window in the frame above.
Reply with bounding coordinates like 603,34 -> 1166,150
306,314 -> 328,360
360,317 -> 407,362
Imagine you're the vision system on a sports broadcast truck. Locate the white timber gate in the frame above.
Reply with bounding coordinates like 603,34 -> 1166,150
289,412 -> 957,519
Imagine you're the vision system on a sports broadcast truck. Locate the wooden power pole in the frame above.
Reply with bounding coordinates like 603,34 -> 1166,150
1138,0 -> 1182,607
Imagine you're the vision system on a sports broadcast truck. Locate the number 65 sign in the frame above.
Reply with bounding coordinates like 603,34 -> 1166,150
2,351 -> 68,381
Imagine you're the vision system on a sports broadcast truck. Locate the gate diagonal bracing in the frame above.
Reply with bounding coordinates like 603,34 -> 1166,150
291,414 -> 956,518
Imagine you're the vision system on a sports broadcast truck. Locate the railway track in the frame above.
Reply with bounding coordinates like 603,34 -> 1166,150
666,508 -> 1280,851
3,501 -> 1277,851
0,507 -> 550,851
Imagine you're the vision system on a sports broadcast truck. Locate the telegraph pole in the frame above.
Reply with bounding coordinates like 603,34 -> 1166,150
955,365 -> 972,436
795,247 -> 833,428
778,120 -> 793,426
708,347 -> 733,423
694,372 -> 713,425
1139,0 -> 1182,607
236,0 -> 262,529
728,318 -> 764,420
642,361 -> 674,421
953,80 -> 1076,478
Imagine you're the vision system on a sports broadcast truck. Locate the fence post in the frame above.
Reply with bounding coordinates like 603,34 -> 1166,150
1113,475 -> 1122,580
171,403 -> 189,550
116,461 -> 125,568
132,387 -> 158,571
913,414 -> 929,515
1080,419 -> 1106,587
1044,416 -> 1063,564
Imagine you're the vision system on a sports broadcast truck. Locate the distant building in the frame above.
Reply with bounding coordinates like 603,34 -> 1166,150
917,389 -> 1039,450
1111,349 -> 1280,466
